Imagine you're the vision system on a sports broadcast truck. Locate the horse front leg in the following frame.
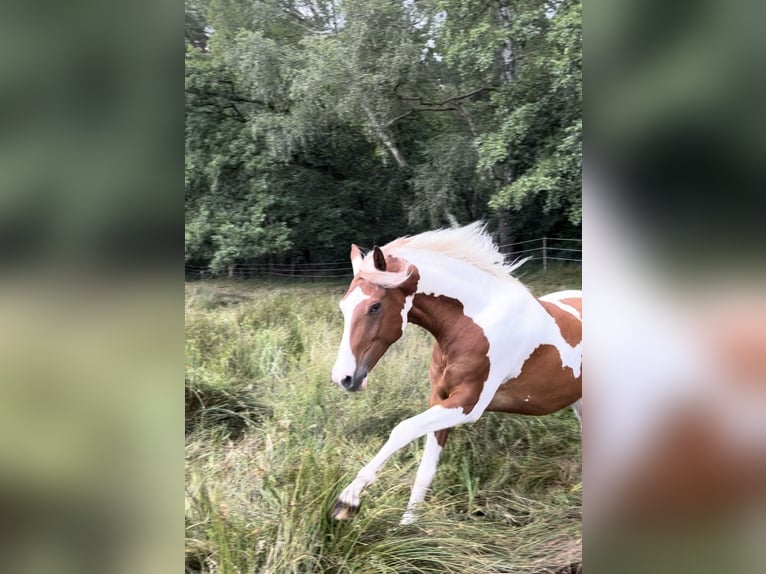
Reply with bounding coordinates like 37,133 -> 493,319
331,406 -> 469,520
400,428 -> 450,524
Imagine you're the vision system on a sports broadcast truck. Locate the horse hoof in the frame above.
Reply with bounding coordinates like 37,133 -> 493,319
331,500 -> 359,520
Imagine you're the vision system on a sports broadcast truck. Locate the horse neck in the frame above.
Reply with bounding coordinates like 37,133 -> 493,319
398,250 -> 535,342
406,294 -> 468,343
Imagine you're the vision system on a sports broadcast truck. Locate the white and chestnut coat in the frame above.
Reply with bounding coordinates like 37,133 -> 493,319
330,223 -> 582,523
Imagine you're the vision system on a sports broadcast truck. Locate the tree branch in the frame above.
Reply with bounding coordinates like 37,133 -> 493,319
186,88 -> 276,110
385,87 -> 494,127
190,106 -> 247,123
385,107 -> 458,127
416,87 -> 494,107
397,85 -> 494,105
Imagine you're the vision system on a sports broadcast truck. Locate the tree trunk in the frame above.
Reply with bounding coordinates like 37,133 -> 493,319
456,102 -> 478,140
364,105 -> 408,167
497,4 -> 515,84
377,128 -> 408,168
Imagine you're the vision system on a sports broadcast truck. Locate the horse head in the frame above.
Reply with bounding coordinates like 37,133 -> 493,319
331,244 -> 418,392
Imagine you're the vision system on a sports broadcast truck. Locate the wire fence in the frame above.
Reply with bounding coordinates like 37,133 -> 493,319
185,236 -> 581,280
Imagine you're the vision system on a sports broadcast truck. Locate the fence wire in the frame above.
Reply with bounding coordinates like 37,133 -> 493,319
186,236 -> 581,279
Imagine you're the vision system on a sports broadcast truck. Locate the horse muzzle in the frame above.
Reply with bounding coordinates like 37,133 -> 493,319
340,369 -> 368,392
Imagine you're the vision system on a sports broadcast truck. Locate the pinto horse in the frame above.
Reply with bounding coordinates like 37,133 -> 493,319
330,223 -> 582,524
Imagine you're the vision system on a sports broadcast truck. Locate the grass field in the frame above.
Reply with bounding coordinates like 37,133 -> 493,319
185,264 -> 582,574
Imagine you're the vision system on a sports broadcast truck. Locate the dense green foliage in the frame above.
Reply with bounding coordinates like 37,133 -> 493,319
185,268 -> 581,573
185,0 -> 581,270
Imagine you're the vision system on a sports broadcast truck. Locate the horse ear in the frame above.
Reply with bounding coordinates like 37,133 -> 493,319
372,245 -> 387,271
350,244 -> 363,276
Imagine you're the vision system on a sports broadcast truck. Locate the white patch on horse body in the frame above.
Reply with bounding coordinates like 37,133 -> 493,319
540,290 -> 582,320
541,289 -> 582,302
401,294 -> 414,333
331,286 -> 370,384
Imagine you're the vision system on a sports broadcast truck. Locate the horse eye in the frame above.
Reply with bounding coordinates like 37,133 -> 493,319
368,302 -> 381,314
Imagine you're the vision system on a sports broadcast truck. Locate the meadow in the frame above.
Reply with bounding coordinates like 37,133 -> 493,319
185,265 -> 582,574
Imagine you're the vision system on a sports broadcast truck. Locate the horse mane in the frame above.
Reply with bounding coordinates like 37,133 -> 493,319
359,222 -> 526,287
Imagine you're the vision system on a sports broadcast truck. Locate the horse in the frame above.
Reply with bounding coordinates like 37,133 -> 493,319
329,222 -> 582,524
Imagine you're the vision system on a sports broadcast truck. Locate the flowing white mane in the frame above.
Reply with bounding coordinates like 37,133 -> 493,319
359,222 -> 526,287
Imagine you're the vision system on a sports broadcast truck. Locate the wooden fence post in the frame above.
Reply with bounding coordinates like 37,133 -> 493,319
542,237 -> 547,273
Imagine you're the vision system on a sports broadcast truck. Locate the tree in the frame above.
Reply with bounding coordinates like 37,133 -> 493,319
185,0 -> 582,270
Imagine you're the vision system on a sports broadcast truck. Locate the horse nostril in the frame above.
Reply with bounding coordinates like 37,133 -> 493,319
341,376 -> 353,389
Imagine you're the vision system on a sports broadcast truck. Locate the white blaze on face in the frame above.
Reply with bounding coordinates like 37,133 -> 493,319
331,286 -> 370,384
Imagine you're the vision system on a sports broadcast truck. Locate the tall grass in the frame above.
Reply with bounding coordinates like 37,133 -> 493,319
185,267 -> 582,573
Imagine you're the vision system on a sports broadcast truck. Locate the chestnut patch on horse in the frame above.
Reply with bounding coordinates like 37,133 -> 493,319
409,294 -> 490,416
488,344 -> 582,415
539,300 -> 582,347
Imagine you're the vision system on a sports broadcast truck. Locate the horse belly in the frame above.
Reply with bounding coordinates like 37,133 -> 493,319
487,344 -> 582,415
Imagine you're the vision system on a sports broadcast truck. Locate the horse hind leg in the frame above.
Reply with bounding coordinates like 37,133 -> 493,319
571,399 -> 582,430
400,428 -> 450,525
